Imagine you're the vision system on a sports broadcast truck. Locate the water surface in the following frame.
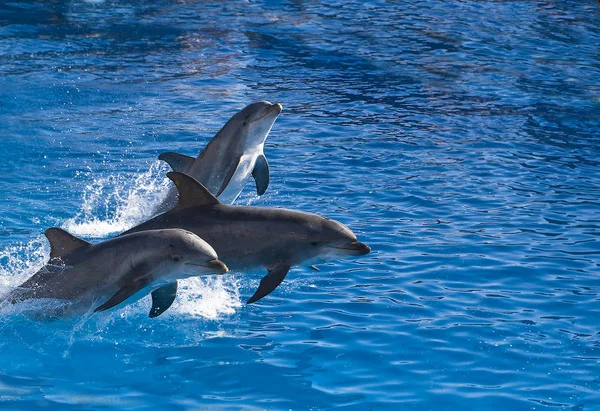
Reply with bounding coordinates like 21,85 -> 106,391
1,0 -> 599,409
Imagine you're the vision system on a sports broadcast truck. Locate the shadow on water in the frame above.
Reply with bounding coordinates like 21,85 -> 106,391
0,1 -> 68,28
0,0 -> 243,82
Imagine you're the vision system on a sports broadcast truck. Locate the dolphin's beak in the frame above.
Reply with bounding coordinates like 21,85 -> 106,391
333,241 -> 371,255
187,259 -> 229,274
207,259 -> 229,273
255,103 -> 283,122
270,102 -> 283,115
349,241 -> 371,255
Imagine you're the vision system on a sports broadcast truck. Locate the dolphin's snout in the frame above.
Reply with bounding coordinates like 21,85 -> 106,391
187,258 -> 229,273
208,259 -> 229,273
254,102 -> 283,122
329,241 -> 371,255
351,241 -> 371,255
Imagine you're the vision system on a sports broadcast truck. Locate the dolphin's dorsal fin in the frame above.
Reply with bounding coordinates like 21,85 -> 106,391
167,172 -> 221,209
158,152 -> 195,173
45,228 -> 91,259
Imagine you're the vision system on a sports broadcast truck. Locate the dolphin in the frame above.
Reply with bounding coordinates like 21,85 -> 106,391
8,228 -> 228,317
155,101 -> 282,213
122,172 -> 370,307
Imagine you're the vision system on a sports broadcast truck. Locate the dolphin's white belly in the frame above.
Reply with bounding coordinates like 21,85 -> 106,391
218,152 -> 258,204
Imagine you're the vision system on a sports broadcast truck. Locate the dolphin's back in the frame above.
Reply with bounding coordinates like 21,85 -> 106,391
124,204 -> 318,270
12,232 -> 154,302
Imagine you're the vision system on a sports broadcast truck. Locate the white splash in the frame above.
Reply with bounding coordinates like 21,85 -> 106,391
0,236 -> 48,290
172,276 -> 242,319
62,161 -> 171,238
1,161 -> 243,321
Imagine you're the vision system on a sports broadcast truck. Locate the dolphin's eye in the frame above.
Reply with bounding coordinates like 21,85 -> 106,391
311,241 -> 319,246
171,255 -> 181,262
242,121 -> 247,126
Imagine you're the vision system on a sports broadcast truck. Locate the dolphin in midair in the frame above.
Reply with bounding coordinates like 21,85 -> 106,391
122,172 -> 370,308
155,101 -> 282,213
8,228 -> 228,317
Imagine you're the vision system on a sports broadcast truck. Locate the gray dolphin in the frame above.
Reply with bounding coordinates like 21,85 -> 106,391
155,101 -> 282,213
122,172 -> 370,307
8,228 -> 228,317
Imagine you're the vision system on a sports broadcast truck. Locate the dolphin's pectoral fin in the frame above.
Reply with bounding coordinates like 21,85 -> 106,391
158,152 -> 195,173
247,264 -> 291,304
149,282 -> 178,318
94,277 -> 152,313
45,228 -> 91,259
252,153 -> 270,196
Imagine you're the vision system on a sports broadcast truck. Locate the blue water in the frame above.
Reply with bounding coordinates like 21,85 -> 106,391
1,0 -> 599,409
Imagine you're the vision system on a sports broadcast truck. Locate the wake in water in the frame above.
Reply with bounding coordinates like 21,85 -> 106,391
0,161 -> 243,322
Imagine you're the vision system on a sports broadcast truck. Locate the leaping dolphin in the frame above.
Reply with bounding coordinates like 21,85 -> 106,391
155,101 -> 282,213
8,228 -> 228,317
122,172 -> 370,308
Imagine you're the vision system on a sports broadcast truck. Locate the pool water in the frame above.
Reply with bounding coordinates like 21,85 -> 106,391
0,0 -> 599,409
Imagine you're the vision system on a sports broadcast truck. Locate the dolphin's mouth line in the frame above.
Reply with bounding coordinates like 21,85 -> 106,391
327,242 -> 371,253
253,103 -> 283,123
185,260 -> 229,272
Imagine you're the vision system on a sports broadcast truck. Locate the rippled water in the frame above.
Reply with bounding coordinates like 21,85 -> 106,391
1,0 -> 599,409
